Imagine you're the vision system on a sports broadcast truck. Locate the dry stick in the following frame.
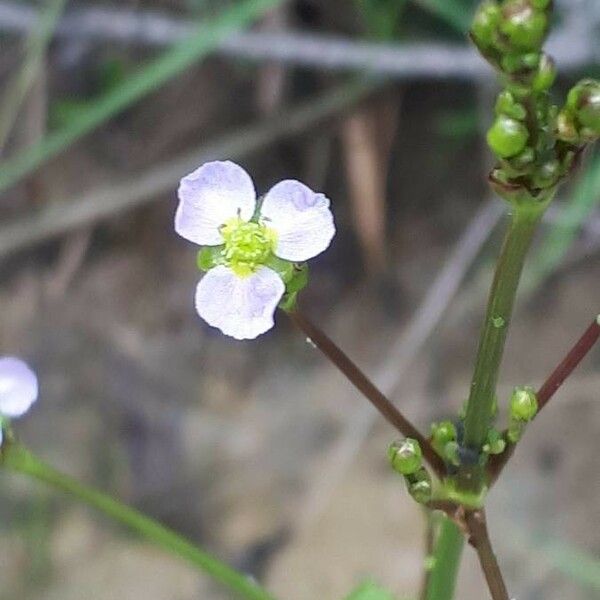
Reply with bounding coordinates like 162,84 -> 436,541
288,308 -> 446,479
488,316 -> 600,483
0,2 -> 596,78
465,509 -> 510,600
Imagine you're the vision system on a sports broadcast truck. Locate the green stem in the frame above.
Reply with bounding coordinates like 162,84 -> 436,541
462,204 -> 547,455
1,442 -> 276,600
425,518 -> 465,600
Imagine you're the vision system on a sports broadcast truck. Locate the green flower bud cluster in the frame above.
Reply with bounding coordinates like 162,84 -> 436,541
557,79 -> 600,145
471,1 -> 552,75
507,386 -> 538,442
471,1 -> 600,203
388,439 -> 432,505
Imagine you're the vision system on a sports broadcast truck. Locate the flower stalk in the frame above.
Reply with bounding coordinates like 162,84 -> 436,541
465,510 -> 509,600
288,308 -> 446,478
1,442 -> 277,600
424,518 -> 464,600
488,315 -> 600,483
458,201 -> 548,491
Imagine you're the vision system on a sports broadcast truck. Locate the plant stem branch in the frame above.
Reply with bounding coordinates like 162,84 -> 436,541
424,517 -> 464,600
0,442 -> 276,600
458,204 -> 547,491
488,315 -> 600,483
465,510 -> 510,600
536,316 -> 600,410
287,308 -> 446,479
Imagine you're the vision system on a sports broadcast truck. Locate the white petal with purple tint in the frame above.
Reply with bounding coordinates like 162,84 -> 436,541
195,265 -> 285,340
175,161 -> 256,246
260,180 -> 335,261
0,357 -> 38,418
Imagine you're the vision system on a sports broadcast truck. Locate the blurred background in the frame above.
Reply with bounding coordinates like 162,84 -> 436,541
0,0 -> 599,598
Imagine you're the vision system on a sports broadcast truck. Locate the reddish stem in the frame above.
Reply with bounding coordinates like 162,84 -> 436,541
488,316 -> 600,483
288,308 -> 446,479
536,316 -> 600,410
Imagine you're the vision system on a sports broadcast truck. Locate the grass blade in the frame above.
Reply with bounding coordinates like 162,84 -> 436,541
0,0 -> 67,153
0,0 -> 285,195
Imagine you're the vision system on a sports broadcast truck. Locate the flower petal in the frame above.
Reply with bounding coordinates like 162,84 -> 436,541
0,357 -> 38,418
195,266 -> 284,340
260,180 -> 335,261
175,161 -> 256,246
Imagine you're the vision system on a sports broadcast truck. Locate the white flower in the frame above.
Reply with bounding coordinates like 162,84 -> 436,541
0,357 -> 38,445
175,161 -> 335,340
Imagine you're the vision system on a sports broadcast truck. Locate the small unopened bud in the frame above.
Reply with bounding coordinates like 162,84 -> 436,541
532,54 -> 556,92
496,91 -> 526,120
483,428 -> 506,455
444,441 -> 461,467
388,438 -> 422,475
430,420 -> 457,451
471,1 -> 502,48
509,386 -> 538,422
532,159 -> 560,189
568,79 -> 600,135
557,110 -> 579,144
500,1 -> 549,51
487,115 -> 530,158
408,476 -> 433,505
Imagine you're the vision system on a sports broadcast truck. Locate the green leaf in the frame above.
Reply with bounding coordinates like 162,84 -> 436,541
344,581 -> 397,600
0,0 -> 285,195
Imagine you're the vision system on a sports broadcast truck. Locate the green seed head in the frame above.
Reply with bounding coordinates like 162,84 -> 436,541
388,438 -> 423,475
487,115 -> 530,158
220,218 -> 277,277
509,386 -> 538,422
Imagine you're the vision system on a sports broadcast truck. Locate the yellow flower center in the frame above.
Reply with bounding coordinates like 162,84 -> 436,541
221,218 -> 277,277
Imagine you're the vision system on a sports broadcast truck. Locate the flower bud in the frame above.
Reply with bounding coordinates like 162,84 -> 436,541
495,91 -> 526,120
388,438 -> 422,475
532,159 -> 560,189
532,54 -> 556,92
487,115 -> 529,158
507,421 -> 524,443
431,420 -> 457,455
483,428 -> 506,455
509,386 -> 538,422
500,1 -> 549,51
507,147 -> 536,174
556,110 -> 579,144
568,79 -> 600,135
471,1 -> 501,48
408,473 -> 432,505
444,441 -> 461,467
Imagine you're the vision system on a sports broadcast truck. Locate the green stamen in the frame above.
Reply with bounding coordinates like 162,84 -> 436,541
220,218 -> 277,277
